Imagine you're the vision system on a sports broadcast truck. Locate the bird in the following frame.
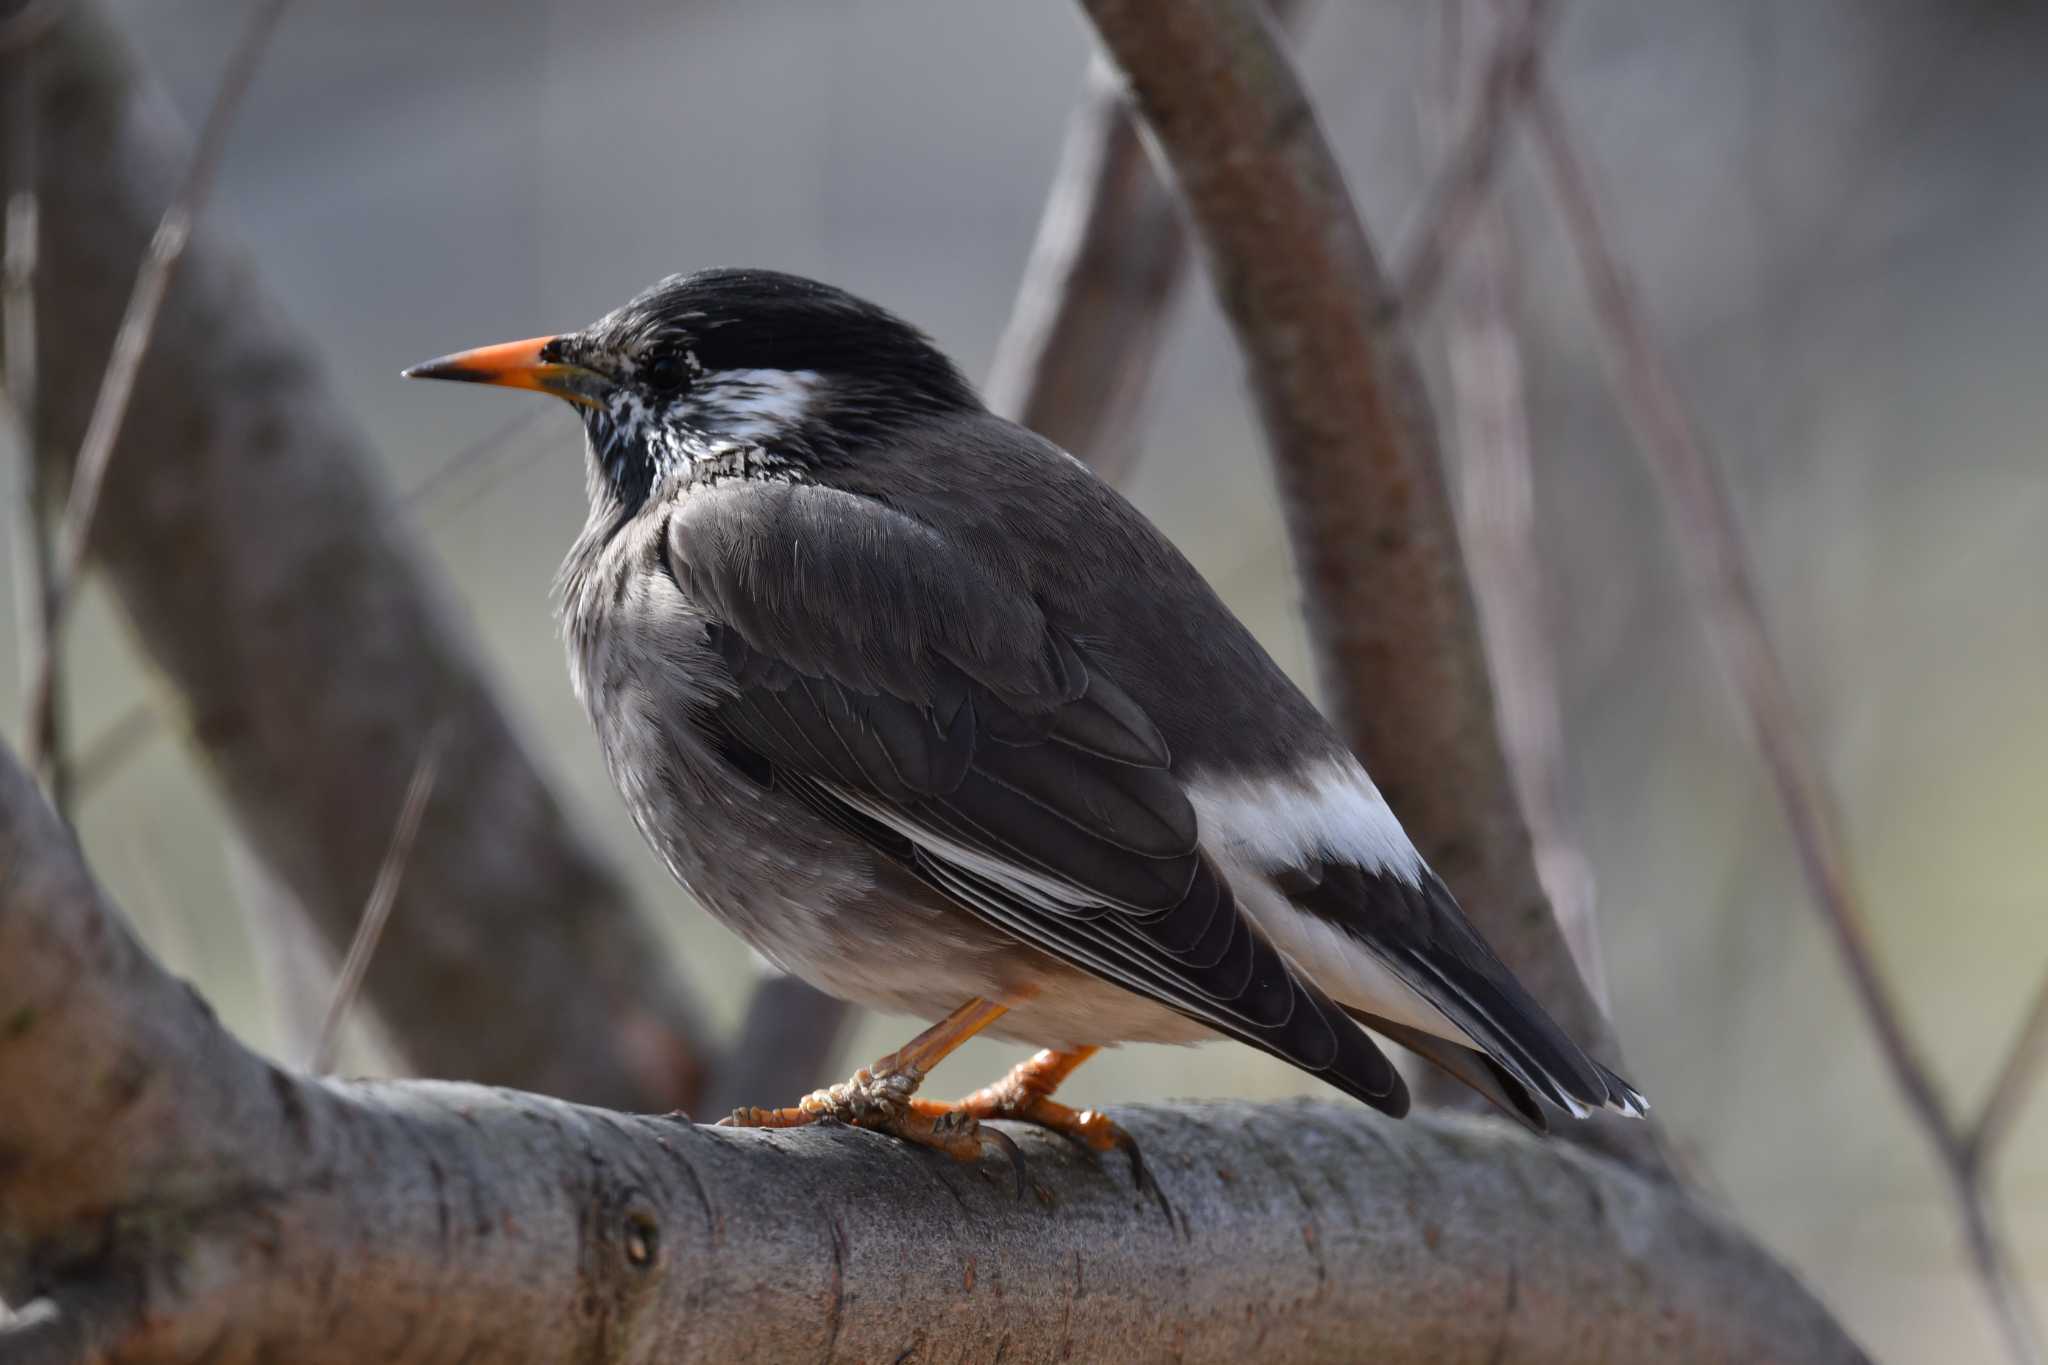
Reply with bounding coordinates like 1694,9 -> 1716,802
405,267 -> 1646,1179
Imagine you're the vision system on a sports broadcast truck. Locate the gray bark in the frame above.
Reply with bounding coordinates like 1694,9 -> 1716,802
0,742 -> 1864,1364
0,1 -> 710,1111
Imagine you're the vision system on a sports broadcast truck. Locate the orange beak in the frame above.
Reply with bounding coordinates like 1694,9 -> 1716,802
403,335 -> 605,408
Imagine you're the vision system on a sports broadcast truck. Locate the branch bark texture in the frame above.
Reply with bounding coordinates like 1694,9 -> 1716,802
1,3 -> 709,1111
1074,0 -> 1627,1139
0,743 -> 1864,1364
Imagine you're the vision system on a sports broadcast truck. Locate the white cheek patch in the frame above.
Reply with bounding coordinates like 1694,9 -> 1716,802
689,369 -> 822,444
1184,755 -> 1425,886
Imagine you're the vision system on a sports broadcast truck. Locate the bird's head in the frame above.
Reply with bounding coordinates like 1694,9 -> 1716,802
405,268 -> 979,509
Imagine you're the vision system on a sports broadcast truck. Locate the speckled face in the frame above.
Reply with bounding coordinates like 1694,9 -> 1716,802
542,268 -> 981,513
543,326 -> 823,507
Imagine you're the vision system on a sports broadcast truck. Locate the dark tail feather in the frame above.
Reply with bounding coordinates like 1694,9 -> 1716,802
1345,1007 -> 1547,1134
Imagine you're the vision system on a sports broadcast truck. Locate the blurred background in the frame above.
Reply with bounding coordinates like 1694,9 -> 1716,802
4,1 -> 2045,1359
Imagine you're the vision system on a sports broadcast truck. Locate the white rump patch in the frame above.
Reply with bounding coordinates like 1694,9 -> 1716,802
1184,754 -> 1425,887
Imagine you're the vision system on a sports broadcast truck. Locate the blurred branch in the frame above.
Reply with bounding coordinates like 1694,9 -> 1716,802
22,0 -> 289,795
225,835 -> 346,1066
62,410 -> 554,809
2,4 -> 64,813
308,731 -> 440,1075
1516,54 -> 2042,1365
1431,0 -> 1607,1012
1395,0 -> 1557,317
1075,0 -> 1646,1168
702,966 -> 858,1119
987,4 -> 1307,483
5,1 -> 712,1112
982,55 -> 1187,482
0,739 -> 1869,1364
66,696 -> 158,797
1968,967 -> 2048,1172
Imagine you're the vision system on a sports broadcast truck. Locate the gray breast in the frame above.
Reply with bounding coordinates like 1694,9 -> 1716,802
553,491 -> 1028,1018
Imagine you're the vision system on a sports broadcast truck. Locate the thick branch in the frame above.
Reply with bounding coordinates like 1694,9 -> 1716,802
0,745 -> 1863,1364
1075,0 -> 1631,1149
1,2 -> 710,1111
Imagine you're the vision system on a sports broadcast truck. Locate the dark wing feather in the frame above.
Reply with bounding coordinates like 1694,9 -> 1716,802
669,483 -> 1404,1112
1285,860 -> 1647,1118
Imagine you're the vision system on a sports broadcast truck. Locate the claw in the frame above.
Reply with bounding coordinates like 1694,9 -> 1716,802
979,1122 -> 1030,1198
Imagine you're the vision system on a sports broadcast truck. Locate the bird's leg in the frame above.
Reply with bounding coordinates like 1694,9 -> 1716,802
718,997 -> 1023,1175
909,1046 -> 1149,1187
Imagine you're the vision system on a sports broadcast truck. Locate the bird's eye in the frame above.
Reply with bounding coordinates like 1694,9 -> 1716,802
643,352 -> 691,392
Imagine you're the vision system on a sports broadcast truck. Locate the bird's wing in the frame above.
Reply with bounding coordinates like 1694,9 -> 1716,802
666,481 -> 1406,1114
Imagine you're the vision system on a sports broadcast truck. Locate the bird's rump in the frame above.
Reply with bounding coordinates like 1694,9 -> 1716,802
668,479 -> 1408,1113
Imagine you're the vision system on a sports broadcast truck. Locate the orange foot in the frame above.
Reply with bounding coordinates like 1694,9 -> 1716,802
913,1046 -> 1156,1198
718,998 -> 1027,1191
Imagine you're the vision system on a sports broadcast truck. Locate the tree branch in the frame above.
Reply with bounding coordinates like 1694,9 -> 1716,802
1516,64 -> 2043,1365
1393,0 -> 1557,318
1074,0 -> 1636,1156
984,1 -> 1308,483
0,741 -> 1864,1363
1430,1 -> 1608,1011
1,1 -> 712,1112
2,1 -> 64,814
23,0 -> 289,796
982,54 -> 1188,483
1969,965 -> 2048,1173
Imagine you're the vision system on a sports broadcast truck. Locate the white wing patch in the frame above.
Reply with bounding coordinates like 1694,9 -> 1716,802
1184,755 -> 1425,887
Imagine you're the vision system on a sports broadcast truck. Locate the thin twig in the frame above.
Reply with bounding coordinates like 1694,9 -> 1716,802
63,411 -> 552,808
1518,58 -> 2043,1365
3,8 -> 65,813
1394,0 -> 1558,318
308,733 -> 441,1075
22,0 -> 290,783
1968,967 -> 2048,1173
982,54 -> 1186,481
1429,0 -> 1607,1011
67,697 -> 158,795
398,407 -> 552,513
984,0 -> 1308,482
1524,68 -> 1946,1141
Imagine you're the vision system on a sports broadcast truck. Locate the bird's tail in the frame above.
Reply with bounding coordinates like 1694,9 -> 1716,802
1376,873 -> 1649,1122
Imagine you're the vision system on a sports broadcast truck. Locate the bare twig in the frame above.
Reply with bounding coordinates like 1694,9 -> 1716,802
1518,62 -> 2042,1365
308,733 -> 441,1076
983,56 -> 1187,482
22,0 -> 289,783
2,7 -> 65,812
397,407 -> 552,514
987,4 -> 1308,482
1394,0 -> 1558,317
62,410 -> 556,809
226,836 -> 336,1065
67,696 -> 158,795
1968,966 -> 2048,1173
1430,0 -> 1607,1010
